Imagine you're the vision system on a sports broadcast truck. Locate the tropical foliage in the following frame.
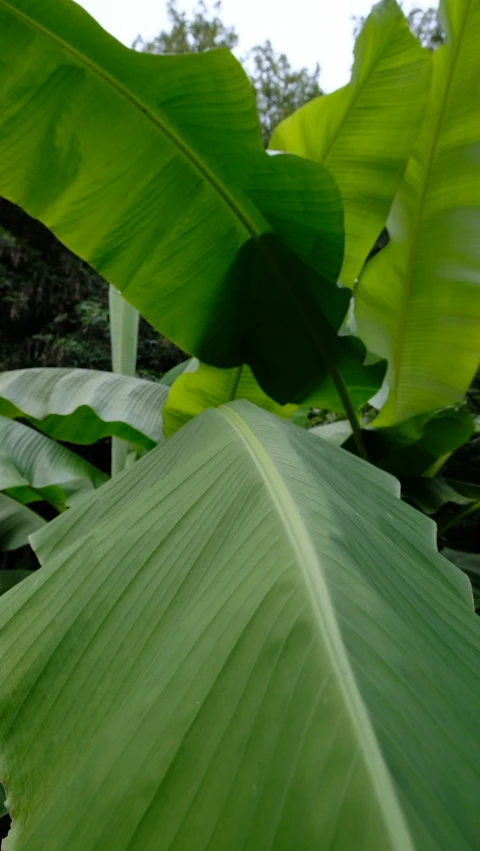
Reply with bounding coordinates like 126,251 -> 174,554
0,0 -> 479,847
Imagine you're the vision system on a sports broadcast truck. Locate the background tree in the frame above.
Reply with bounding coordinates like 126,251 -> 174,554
354,5 -> 444,49
246,40 -> 321,145
134,0 -> 322,146
132,0 -> 238,54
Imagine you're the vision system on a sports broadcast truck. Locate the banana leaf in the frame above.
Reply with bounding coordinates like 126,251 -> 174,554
270,0 -> 431,285
355,0 -> 480,425
0,368 -> 169,448
0,403 -> 478,850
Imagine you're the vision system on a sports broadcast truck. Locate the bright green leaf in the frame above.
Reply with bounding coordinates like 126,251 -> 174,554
355,0 -> 480,425
163,359 -> 297,437
0,493 -> 44,551
0,368 -> 169,448
1,403 -> 478,849
0,0 -> 356,407
270,0 -> 431,285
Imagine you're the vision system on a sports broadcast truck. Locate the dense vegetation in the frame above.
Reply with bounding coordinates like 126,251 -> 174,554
0,0 -> 480,847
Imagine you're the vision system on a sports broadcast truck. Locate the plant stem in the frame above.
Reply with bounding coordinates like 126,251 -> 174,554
109,286 -> 139,477
294,296 -> 368,461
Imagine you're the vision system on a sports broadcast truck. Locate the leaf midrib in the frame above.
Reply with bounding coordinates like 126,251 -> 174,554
391,2 -> 473,415
0,0 -> 261,240
219,404 -> 415,851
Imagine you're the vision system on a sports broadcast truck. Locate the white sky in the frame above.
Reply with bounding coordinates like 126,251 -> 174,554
76,0 -> 435,92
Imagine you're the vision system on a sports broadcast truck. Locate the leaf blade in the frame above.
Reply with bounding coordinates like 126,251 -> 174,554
2,404 -> 478,850
270,0 -> 431,285
355,0 -> 480,425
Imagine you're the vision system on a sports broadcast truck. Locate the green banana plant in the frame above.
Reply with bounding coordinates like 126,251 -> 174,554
355,0 -> 480,426
0,0 -> 389,456
1,403 -> 479,850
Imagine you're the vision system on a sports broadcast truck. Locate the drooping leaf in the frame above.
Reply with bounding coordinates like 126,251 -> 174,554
403,477 -> 480,515
0,368 -> 169,448
345,404 -> 475,476
270,0 -> 431,285
0,0 -> 357,406
441,549 -> 480,612
442,548 -> 480,578
1,403 -> 479,850
355,0 -> 480,426
0,416 -> 107,511
0,493 -> 44,551
163,358 -> 296,437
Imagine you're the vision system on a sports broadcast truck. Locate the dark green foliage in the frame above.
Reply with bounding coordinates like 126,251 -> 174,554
0,200 -> 184,377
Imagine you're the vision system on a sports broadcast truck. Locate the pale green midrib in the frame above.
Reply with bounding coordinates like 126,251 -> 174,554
273,11 -> 398,166
0,0 -> 261,240
218,405 -> 415,851
109,287 -> 139,377
391,2 -> 472,415
317,28 -> 396,168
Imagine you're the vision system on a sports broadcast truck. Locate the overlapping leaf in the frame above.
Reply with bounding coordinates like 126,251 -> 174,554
0,368 -> 168,447
0,0 -> 359,406
0,493 -> 44,551
355,0 -> 480,425
1,403 -> 479,850
163,358 -> 296,436
270,0 -> 431,285
0,416 -> 107,510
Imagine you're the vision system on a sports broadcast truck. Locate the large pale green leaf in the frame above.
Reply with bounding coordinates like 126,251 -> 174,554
355,0 -> 480,426
0,368 -> 168,448
0,493 -> 44,551
270,0 -> 431,285
0,0 -> 356,406
0,416 -> 107,510
1,403 -> 479,850
163,358 -> 297,437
